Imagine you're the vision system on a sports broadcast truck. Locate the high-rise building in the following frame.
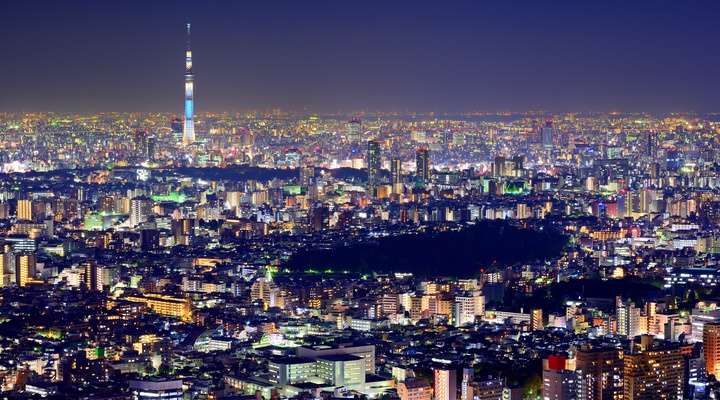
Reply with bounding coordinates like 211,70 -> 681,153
542,355 -> 576,400
460,367 -> 474,400
15,253 -> 36,287
17,199 -> 32,221
367,140 -> 381,193
182,23 -> 195,146
617,300 -> 641,338
574,346 -> 623,400
130,197 -> 153,227
416,148 -> 430,185
453,291 -> 484,327
391,158 -> 402,194
146,135 -> 156,161
434,366 -> 457,400
347,118 -> 362,141
704,322 -> 720,378
645,132 -> 657,157
83,261 -> 98,291
541,120 -> 554,148
690,302 -> 720,343
531,308 -> 544,330
251,277 -> 282,310
493,156 -> 506,178
623,336 -> 684,400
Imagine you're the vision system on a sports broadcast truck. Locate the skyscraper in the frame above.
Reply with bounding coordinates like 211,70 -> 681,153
541,120 -> 554,148
416,148 -> 430,185
704,322 -> 720,378
15,253 -> 36,287
17,199 -> 32,221
616,299 -> 641,338
434,366 -> 457,400
347,117 -> 362,141
182,23 -> 195,146
391,158 -> 402,194
367,140 -> 381,194
460,367 -> 474,400
645,132 -> 657,158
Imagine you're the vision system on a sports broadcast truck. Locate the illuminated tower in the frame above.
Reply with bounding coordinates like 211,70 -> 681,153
367,140 -> 381,194
182,22 -> 195,146
415,148 -> 430,185
391,158 -> 402,194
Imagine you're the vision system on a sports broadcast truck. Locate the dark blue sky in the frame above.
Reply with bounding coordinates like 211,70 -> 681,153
1,0 -> 719,113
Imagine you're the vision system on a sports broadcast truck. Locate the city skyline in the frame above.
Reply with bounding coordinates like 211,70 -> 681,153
3,2 -> 720,399
2,0 -> 720,114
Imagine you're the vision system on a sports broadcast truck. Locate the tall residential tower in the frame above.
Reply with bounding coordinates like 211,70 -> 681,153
182,23 -> 195,146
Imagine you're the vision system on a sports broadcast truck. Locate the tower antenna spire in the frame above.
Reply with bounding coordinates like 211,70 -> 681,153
186,22 -> 191,50
182,22 -> 195,146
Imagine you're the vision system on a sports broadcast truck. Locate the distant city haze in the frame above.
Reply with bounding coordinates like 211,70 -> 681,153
2,0 -> 720,113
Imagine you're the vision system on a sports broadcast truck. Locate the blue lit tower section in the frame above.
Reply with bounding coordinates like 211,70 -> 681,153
182,23 -> 195,146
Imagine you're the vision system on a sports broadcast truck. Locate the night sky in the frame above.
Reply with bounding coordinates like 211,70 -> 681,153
1,0 -> 719,114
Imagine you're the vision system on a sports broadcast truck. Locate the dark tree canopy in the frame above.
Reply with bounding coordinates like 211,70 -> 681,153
286,221 -> 566,278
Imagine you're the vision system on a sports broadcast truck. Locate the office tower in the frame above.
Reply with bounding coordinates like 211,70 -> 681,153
434,366 -> 457,400
704,322 -> 720,378
493,156 -> 505,177
574,347 -> 623,400
367,140 -> 381,193
130,197 -> 152,227
541,120 -> 554,148
182,23 -> 195,146
542,355 -> 576,400
17,199 -> 32,221
146,135 -> 156,161
460,368 -> 474,400
511,156 -> 524,177
347,117 -> 362,141
616,300 -> 641,338
645,132 -> 657,157
391,158 -> 402,194
531,308 -> 544,330
15,253 -> 36,287
398,378 -> 433,400
416,148 -> 430,184
623,336 -> 684,400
